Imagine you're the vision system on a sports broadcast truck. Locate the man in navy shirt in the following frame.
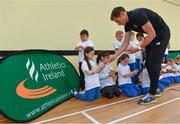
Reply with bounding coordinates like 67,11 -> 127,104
110,7 -> 170,104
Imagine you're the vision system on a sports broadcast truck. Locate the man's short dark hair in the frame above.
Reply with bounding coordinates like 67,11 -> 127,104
80,29 -> 89,36
111,6 -> 126,20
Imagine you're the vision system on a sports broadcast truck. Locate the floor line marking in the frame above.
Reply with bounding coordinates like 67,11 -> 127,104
35,84 -> 180,124
81,112 -> 100,124
107,96 -> 180,124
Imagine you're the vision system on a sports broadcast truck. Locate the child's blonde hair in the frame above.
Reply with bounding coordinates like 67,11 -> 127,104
175,56 -> 180,61
115,30 -> 123,36
167,58 -> 175,65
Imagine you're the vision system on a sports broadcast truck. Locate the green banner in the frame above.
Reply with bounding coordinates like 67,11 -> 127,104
169,51 -> 180,59
0,50 -> 80,122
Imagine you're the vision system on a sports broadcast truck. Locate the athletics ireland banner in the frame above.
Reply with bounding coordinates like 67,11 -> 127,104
0,50 -> 80,122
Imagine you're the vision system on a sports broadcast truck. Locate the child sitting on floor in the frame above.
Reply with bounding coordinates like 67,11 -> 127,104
117,53 -> 141,97
97,52 -> 121,99
74,47 -> 109,102
139,65 -> 164,95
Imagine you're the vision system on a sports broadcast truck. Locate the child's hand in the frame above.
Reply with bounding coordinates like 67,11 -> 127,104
79,45 -> 85,49
133,69 -> 139,75
102,56 -> 110,64
109,70 -> 116,77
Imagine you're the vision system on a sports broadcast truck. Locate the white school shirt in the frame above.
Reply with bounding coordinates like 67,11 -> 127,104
117,63 -> 132,85
140,68 -> 150,88
99,64 -> 115,89
128,41 -> 136,64
76,40 -> 94,62
159,73 -> 173,80
134,40 -> 143,63
113,40 -> 122,52
164,48 -> 169,55
172,64 -> 180,76
159,65 -> 175,79
161,63 -> 167,68
81,60 -> 100,90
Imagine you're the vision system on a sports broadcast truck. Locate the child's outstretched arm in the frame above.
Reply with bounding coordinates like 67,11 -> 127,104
123,69 -> 139,78
85,57 -> 110,75
85,62 -> 106,75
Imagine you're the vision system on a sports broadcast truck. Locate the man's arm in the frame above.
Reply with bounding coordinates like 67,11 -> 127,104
140,21 -> 156,48
128,21 -> 156,53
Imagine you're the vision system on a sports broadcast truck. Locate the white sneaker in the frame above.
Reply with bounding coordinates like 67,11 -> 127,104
79,90 -> 85,94
74,91 -> 78,95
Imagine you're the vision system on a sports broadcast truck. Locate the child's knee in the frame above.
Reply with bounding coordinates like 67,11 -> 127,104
114,90 -> 121,97
95,94 -> 100,99
105,93 -> 113,99
129,92 -> 138,97
86,97 -> 95,102
160,81 -> 170,87
158,83 -> 165,91
141,88 -> 149,94
122,90 -> 137,97
127,89 -> 139,97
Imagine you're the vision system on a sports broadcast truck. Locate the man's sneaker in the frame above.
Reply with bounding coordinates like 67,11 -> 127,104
138,94 -> 157,105
154,89 -> 161,98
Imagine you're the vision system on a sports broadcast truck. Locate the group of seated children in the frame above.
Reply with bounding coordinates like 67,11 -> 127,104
74,47 -> 120,102
74,29 -> 180,102
158,56 -> 180,87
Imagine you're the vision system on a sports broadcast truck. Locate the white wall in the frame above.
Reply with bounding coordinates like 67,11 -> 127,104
0,0 -> 179,50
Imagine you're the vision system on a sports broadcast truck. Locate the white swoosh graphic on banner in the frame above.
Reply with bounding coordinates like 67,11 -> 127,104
26,59 -> 39,82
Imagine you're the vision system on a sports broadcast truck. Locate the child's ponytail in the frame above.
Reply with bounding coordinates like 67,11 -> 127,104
84,47 -> 94,70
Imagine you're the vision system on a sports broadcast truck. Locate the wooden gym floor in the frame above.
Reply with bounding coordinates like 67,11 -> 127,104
0,83 -> 180,123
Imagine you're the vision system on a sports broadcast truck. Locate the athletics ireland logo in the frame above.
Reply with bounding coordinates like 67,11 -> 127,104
0,50 -> 80,122
16,59 -> 56,99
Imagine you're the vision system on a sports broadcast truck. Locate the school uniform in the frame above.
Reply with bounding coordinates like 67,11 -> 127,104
134,40 -> 143,83
134,40 -> 143,71
164,48 -> 169,59
113,39 -> 123,84
76,40 -> 94,90
128,41 -> 137,83
113,40 -> 122,52
117,63 -> 141,97
99,64 -> 121,98
75,60 -> 100,102
172,64 -> 180,83
140,68 -> 164,95
159,70 -> 174,87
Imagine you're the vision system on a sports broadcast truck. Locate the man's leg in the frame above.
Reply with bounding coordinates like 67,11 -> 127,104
146,34 -> 169,95
138,27 -> 170,105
